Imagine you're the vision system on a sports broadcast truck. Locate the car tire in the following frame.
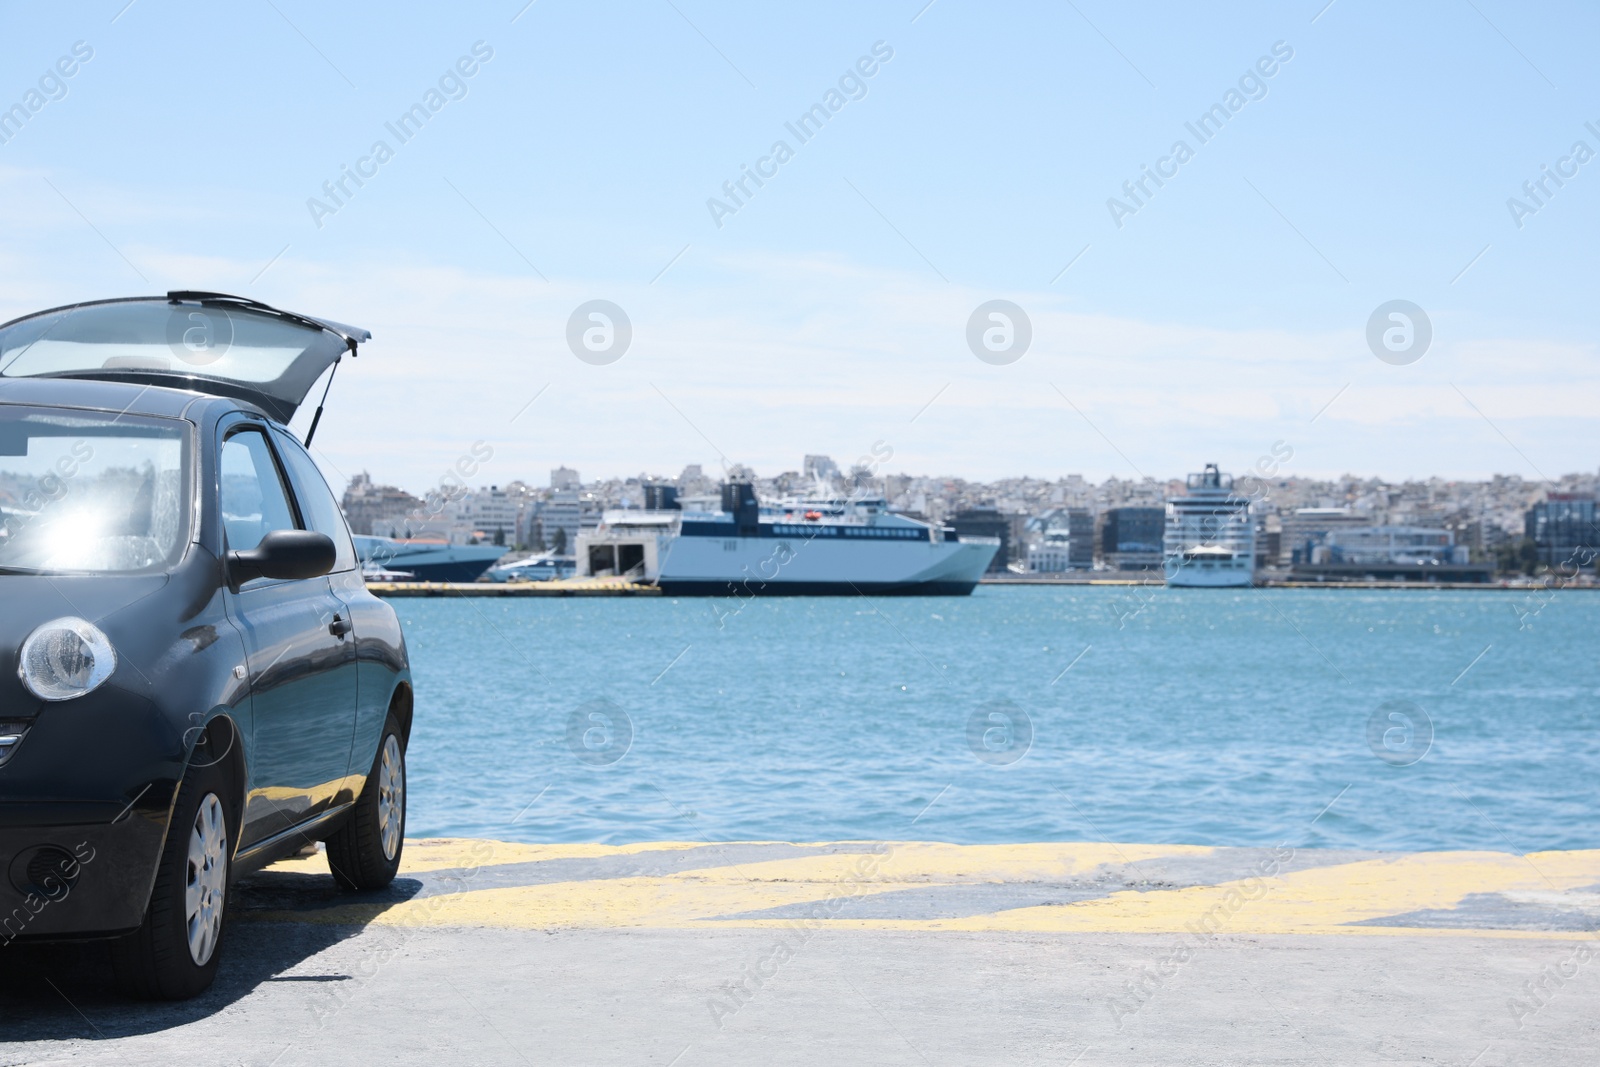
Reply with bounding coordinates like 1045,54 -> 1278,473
326,713 -> 406,891
112,756 -> 233,1000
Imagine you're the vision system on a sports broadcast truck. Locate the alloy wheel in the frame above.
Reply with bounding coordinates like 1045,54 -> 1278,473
377,734 -> 404,861
185,794 -> 227,966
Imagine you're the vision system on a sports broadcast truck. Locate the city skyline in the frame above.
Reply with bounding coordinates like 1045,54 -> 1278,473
347,455 -> 1599,501
340,454 -> 1590,549
337,454 -> 1590,585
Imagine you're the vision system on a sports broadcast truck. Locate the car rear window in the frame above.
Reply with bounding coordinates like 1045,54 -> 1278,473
0,302 -> 326,385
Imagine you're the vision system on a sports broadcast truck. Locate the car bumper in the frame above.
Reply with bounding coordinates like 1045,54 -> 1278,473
0,793 -> 175,941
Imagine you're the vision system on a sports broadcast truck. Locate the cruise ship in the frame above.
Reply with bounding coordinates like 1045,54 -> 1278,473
577,483 -> 999,595
1163,464 -> 1256,588
352,535 -> 507,583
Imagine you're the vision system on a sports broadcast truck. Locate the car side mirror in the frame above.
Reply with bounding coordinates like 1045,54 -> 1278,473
229,530 -> 336,586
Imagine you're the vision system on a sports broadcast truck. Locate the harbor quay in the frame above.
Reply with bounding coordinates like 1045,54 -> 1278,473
364,577 -> 662,597
362,575 -> 1600,596
5,838 -> 1598,1064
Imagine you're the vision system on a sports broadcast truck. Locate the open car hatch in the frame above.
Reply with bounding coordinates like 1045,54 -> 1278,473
0,292 -> 371,424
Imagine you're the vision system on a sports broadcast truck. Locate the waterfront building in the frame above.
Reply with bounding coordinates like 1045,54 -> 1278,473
1279,507 -> 1371,565
803,454 -> 840,485
1256,514 -> 1282,570
1526,494 -> 1598,570
1098,506 -> 1164,570
531,490 -> 600,555
1066,508 -> 1095,569
950,506 -> 1012,574
1163,464 -> 1255,587
1027,531 -> 1073,573
1314,526 -> 1467,565
551,466 -> 580,491
341,472 -> 423,536
1291,524 -> 1492,582
1029,507 -> 1092,569
458,485 -> 520,545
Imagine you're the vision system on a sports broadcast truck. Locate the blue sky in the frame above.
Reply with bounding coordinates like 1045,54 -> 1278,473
1,0 -> 1596,491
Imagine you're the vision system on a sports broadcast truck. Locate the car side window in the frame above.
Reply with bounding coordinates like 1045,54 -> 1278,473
219,429 -> 298,554
272,429 -> 357,573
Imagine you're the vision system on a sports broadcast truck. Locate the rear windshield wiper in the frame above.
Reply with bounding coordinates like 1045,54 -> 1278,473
165,291 -> 365,350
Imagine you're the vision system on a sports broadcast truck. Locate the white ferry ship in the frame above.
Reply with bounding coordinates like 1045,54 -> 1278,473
1163,464 -> 1256,588
577,483 -> 999,595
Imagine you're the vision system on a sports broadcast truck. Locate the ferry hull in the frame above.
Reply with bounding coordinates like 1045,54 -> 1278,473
658,579 -> 983,596
388,559 -> 503,583
353,536 -> 506,583
1164,563 -> 1254,588
656,535 -> 997,596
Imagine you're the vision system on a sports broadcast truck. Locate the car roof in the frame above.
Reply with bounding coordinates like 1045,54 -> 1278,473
0,375 -> 266,425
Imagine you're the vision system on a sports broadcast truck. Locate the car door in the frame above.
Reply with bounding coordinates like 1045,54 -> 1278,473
219,421 -> 359,849
270,426 -> 374,794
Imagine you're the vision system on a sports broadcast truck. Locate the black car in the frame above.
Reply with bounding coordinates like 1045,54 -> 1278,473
0,292 -> 411,999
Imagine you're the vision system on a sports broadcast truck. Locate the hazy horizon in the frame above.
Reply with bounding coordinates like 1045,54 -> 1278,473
346,454 -> 1594,498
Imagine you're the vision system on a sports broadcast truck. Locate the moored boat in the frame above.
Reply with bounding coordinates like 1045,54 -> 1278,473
577,482 -> 999,595
1164,464 -> 1255,588
352,534 -> 506,583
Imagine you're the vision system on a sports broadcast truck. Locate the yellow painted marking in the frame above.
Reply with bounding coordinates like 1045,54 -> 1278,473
900,849 -> 1600,935
259,838 -> 710,878
246,840 -> 1600,939
350,842 -> 1209,930
252,872 -> 901,929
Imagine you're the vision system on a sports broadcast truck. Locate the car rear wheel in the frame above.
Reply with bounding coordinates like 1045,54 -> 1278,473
112,757 -> 232,999
326,713 -> 405,891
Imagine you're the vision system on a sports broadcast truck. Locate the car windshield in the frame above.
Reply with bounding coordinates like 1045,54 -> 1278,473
0,406 -> 191,574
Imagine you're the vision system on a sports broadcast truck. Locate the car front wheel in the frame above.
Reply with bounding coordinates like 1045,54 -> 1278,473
113,757 -> 232,999
326,713 -> 405,891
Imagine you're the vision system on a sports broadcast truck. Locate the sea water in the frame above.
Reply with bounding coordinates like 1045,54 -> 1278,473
397,586 -> 1599,851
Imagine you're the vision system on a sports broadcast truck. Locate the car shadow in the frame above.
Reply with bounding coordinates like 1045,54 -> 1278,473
0,866 -> 424,1039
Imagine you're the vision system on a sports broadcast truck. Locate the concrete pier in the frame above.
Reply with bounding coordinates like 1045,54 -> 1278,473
365,578 -> 661,597
5,839 -> 1598,1064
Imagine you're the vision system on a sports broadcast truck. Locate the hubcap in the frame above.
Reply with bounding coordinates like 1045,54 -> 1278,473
378,734 -> 404,861
185,794 -> 227,966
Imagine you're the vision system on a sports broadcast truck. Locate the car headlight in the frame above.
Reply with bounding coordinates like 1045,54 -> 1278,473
18,618 -> 117,702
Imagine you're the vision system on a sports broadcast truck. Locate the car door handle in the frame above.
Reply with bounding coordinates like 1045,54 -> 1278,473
328,614 -> 353,638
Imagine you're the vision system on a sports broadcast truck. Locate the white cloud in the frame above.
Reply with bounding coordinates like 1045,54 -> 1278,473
3,238 -> 1595,491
